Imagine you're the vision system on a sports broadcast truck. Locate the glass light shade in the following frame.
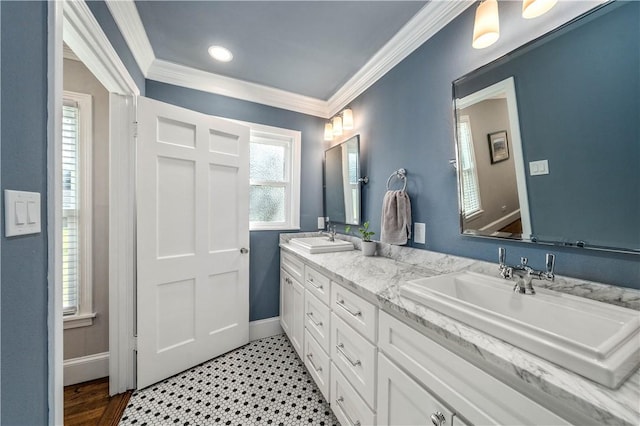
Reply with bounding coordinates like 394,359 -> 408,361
342,108 -> 354,130
332,116 -> 343,136
324,122 -> 334,141
522,0 -> 558,19
472,0 -> 500,49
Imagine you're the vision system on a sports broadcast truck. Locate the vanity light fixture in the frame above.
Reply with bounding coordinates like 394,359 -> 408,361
522,0 -> 558,19
472,0 -> 500,49
324,108 -> 355,141
332,115 -> 343,137
324,122 -> 334,141
208,45 -> 233,62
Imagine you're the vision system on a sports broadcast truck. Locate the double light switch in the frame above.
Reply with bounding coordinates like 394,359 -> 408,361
4,190 -> 41,236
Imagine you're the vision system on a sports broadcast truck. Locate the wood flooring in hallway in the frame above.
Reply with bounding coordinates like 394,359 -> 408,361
64,377 -> 132,425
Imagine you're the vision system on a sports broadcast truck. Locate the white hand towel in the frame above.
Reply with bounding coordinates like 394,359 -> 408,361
380,190 -> 412,245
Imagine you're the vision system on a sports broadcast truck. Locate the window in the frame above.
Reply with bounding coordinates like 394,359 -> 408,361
62,91 -> 95,329
248,125 -> 300,231
458,115 -> 483,219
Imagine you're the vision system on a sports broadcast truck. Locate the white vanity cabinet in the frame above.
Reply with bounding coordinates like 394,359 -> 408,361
377,311 -> 571,426
280,252 -> 305,358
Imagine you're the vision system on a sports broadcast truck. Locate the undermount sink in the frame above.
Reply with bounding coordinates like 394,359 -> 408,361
290,236 -> 354,254
400,271 -> 640,388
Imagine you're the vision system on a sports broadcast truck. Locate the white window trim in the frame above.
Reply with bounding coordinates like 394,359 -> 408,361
62,90 -> 95,329
458,115 -> 483,220
233,121 -> 301,231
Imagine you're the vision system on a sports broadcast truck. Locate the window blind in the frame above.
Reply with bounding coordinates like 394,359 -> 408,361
62,103 -> 80,314
458,117 -> 482,216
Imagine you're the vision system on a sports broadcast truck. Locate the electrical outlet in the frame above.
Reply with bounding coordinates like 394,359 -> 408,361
414,222 -> 426,244
318,217 -> 325,229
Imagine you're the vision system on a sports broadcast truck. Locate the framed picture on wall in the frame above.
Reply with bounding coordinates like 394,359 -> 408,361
488,131 -> 509,163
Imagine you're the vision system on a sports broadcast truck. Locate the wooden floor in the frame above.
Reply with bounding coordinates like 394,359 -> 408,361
64,377 -> 132,426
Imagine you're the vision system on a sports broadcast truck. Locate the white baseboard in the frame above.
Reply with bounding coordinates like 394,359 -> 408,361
480,209 -> 520,233
64,352 -> 109,386
249,317 -> 283,341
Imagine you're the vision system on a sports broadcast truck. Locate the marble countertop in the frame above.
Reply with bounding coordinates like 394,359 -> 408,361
279,233 -> 640,426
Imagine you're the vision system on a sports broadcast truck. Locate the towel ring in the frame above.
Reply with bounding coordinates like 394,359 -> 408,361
386,168 -> 407,191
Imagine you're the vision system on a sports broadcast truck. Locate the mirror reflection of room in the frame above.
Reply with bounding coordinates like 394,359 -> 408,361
324,135 -> 362,226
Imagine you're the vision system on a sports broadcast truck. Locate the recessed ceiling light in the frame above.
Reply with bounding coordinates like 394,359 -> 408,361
208,45 -> 233,62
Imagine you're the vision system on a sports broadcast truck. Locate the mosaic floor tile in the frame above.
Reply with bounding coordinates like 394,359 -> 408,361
120,334 -> 340,425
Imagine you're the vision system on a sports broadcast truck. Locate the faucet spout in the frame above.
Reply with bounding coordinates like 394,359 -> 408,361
497,248 -> 555,295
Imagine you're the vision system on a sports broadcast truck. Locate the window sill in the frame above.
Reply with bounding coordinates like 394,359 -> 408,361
464,209 -> 484,222
250,224 -> 301,232
63,312 -> 97,330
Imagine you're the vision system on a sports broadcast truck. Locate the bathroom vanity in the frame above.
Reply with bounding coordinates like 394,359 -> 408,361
279,233 -> 640,426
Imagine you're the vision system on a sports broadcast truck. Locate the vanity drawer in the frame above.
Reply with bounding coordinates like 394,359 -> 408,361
378,312 -> 570,426
304,290 -> 331,354
331,362 -> 376,426
281,251 -> 304,282
331,313 -> 377,408
304,330 -> 330,402
331,284 -> 377,343
305,265 -> 331,305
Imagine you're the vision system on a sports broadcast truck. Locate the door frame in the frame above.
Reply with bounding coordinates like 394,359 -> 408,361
48,1 -> 139,423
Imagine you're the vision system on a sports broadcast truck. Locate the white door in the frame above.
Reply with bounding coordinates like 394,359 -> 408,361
136,96 -> 250,389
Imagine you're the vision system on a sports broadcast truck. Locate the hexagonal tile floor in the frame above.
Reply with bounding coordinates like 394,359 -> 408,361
119,334 -> 339,425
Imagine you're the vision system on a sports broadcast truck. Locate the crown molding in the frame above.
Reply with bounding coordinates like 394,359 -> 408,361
105,0 -> 155,75
147,59 -> 329,117
63,0 -> 140,95
326,0 -> 475,116
63,43 -> 80,62
105,0 -> 473,117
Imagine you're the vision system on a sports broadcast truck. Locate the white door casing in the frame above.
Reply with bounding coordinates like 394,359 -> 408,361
136,96 -> 250,389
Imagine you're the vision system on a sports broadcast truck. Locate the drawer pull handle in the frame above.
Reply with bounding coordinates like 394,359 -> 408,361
430,411 -> 446,426
337,396 -> 361,426
306,312 -> 323,327
336,343 -> 361,367
307,277 -> 323,290
306,353 -> 322,373
337,299 -> 362,317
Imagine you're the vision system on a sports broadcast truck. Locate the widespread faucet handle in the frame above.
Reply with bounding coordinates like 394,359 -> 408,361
498,247 -> 506,265
545,253 -> 556,279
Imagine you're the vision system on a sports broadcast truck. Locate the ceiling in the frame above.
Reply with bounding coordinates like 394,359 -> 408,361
134,1 -> 427,100
105,0 -> 473,116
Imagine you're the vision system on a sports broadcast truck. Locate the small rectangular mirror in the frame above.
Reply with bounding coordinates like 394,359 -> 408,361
324,135 -> 362,225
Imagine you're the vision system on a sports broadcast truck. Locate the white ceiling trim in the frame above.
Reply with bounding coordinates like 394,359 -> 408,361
105,0 -> 155,74
106,0 -> 473,118
147,59 -> 329,117
63,0 -> 140,95
327,0 -> 475,116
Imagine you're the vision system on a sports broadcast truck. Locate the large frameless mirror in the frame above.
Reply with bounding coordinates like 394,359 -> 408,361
453,1 -> 639,253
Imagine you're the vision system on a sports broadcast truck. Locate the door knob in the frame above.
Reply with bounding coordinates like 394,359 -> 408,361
240,248 -> 249,254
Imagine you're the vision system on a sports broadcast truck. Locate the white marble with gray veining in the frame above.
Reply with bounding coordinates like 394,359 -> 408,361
279,232 -> 640,425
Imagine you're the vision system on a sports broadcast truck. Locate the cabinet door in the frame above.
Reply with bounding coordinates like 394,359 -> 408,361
280,269 -> 292,336
377,353 -> 466,426
291,278 -> 305,358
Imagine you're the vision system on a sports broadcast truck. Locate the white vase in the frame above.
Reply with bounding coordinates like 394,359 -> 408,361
361,240 -> 376,256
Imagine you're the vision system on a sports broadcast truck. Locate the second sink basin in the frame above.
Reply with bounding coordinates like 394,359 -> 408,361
290,236 -> 354,254
400,271 -> 640,388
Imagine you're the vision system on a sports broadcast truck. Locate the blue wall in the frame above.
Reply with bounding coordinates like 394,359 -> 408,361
348,1 -> 639,289
0,2 -> 49,424
146,80 -> 325,320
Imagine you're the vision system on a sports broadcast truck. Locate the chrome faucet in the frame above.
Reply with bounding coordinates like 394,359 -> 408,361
320,220 -> 336,242
498,247 -> 555,295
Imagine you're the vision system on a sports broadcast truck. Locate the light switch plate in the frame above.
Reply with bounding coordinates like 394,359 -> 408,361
529,159 -> 549,176
414,222 -> 426,244
318,216 -> 325,229
5,190 -> 41,237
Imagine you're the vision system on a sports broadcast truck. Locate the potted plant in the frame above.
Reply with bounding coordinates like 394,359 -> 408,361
358,222 -> 376,256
